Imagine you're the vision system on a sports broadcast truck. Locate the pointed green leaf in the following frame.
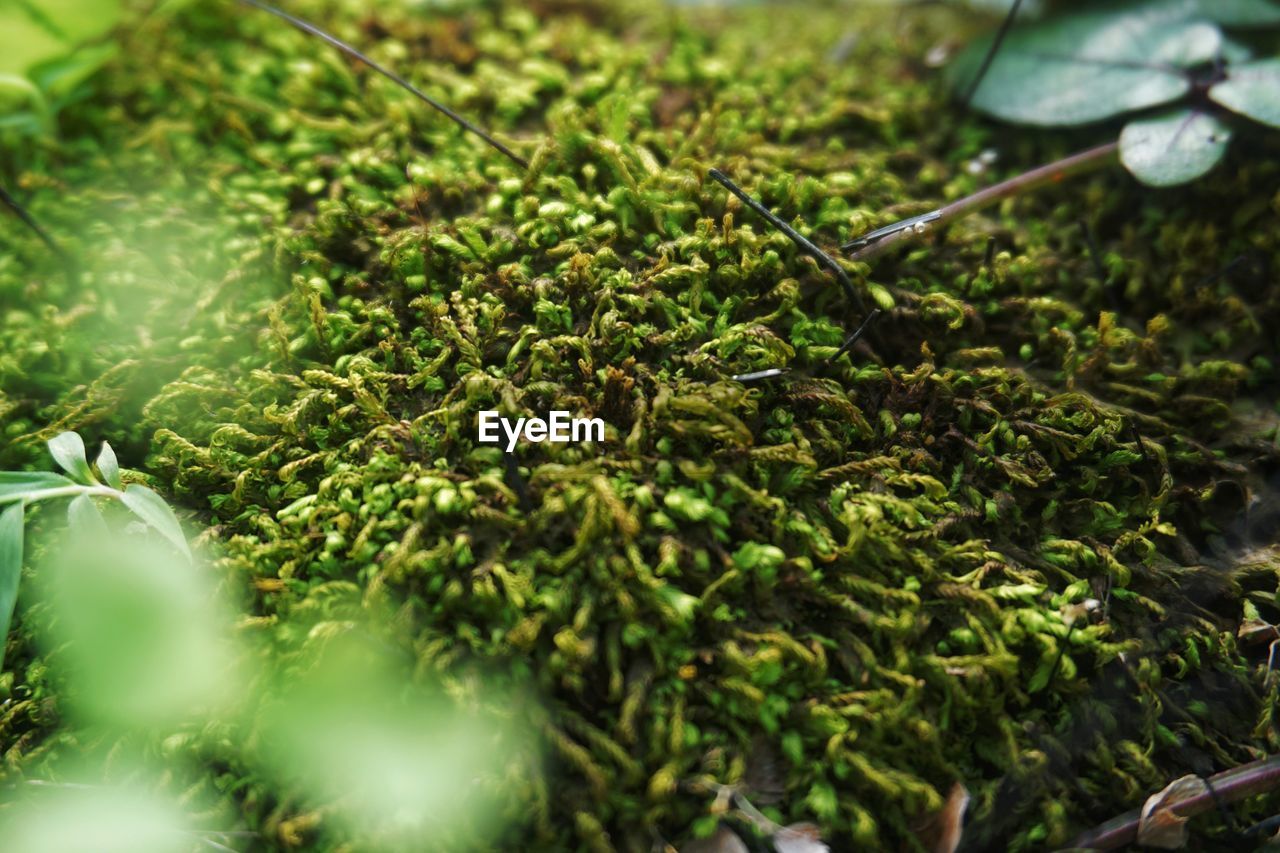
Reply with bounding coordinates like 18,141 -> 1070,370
47,431 -> 96,484
119,485 -> 190,560
1210,58 -> 1280,128
0,503 -> 24,671
95,441 -> 121,490
0,471 -> 76,503
949,10 -> 1221,126
28,43 -> 118,100
1120,109 -> 1232,186
68,493 -> 108,538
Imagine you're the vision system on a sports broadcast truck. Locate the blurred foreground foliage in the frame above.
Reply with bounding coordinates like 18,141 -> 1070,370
1,0 -> 1279,850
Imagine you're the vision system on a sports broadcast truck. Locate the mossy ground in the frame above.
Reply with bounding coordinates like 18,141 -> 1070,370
2,0 -> 1280,849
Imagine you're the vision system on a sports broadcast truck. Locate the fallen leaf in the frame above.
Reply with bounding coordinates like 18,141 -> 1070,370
1238,617 -> 1279,644
1137,774 -> 1209,849
913,782 -> 970,853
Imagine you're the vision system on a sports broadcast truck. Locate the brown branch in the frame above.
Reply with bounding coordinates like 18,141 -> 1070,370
1063,754 -> 1280,850
846,141 -> 1119,264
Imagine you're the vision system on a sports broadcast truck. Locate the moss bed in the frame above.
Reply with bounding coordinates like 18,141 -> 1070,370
2,0 -> 1280,849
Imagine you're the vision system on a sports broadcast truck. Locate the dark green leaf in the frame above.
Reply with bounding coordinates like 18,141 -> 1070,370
1210,58 -> 1280,128
0,471 -> 76,503
950,9 -> 1221,125
29,43 -> 118,100
1160,0 -> 1280,27
95,441 -> 121,489
1220,36 -> 1256,64
1120,109 -> 1232,186
18,0 -> 125,45
120,485 -> 190,560
0,503 -> 24,671
47,431 -> 96,484
0,8 -> 65,76
960,0 -> 1046,15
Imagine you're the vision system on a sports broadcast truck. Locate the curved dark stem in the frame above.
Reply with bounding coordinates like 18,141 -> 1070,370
238,0 -> 528,168
830,308 -> 882,362
708,168 -> 865,314
0,183 -> 63,256
958,0 -> 1024,109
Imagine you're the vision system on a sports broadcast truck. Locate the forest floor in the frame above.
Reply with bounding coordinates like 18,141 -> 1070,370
2,0 -> 1280,850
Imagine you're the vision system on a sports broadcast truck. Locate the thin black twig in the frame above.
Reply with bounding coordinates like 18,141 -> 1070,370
959,0 -> 1025,109
983,236 -> 995,269
1200,773 -> 1238,834
0,182 -> 64,256
1129,420 -> 1148,465
503,450 -> 534,512
1044,620 -> 1076,691
239,0 -> 527,168
707,168 -> 863,312
1078,219 -> 1105,282
830,308 -> 882,362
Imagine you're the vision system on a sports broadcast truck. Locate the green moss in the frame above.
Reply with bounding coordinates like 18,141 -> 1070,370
2,0 -> 1280,849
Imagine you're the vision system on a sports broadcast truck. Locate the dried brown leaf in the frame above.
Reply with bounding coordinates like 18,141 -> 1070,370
1137,774 -> 1209,849
912,782 -> 970,853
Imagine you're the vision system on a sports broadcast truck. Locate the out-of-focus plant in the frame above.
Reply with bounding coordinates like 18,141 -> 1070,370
0,430 -> 529,850
0,430 -> 189,669
0,0 -> 129,150
0,782 -> 197,853
253,631 -> 531,850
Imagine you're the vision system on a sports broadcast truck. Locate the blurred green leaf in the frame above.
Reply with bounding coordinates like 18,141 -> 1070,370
1155,0 -> 1280,26
0,8 -> 66,76
960,0 -> 1046,15
1210,58 -> 1280,127
254,634 -> 521,850
0,502 -> 24,671
1120,109 -> 1232,186
67,493 -> 108,538
39,537 -> 231,726
120,484 -> 190,559
95,440 -> 121,489
0,71 -> 46,107
950,9 -> 1221,125
0,782 -> 189,853
30,42 -> 118,100
12,0 -> 124,46
48,431 -> 96,484
0,471 -> 75,503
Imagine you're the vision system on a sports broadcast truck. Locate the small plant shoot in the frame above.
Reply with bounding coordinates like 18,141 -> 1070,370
0,432 -> 190,668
